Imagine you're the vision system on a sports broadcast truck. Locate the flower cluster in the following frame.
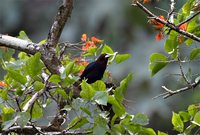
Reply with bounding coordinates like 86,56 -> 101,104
0,81 -> 7,87
81,34 -> 103,52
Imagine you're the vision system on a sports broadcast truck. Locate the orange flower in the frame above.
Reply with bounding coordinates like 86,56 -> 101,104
179,23 -> 188,31
91,36 -> 103,44
143,0 -> 151,4
155,32 -> 164,41
82,41 -> 96,51
150,16 -> 165,30
0,81 -> 7,87
81,34 -> 87,42
75,57 -> 89,67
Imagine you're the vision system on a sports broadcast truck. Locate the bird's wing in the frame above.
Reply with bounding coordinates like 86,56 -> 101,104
80,62 -> 96,79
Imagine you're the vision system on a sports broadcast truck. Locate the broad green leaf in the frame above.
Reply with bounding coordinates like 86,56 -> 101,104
149,53 -> 168,77
2,107 -> 15,121
80,80 -> 95,99
68,116 -> 88,129
188,104 -> 197,117
7,69 -> 27,85
172,112 -> 184,132
61,62 -> 74,79
38,39 -> 46,45
114,73 -> 133,103
93,91 -> 108,105
17,31 -> 31,42
132,113 -> 149,126
33,81 -> 44,91
108,95 -> 125,117
2,119 -> 16,130
115,54 -> 131,64
80,107 -> 92,116
184,124 -> 197,134
0,89 -> 8,100
49,74 -> 61,84
179,111 -> 191,122
26,52 -> 43,78
56,88 -> 68,99
182,0 -> 195,16
102,44 -> 114,54
93,116 -> 109,135
0,48 -> 15,61
190,48 -> 200,60
140,128 -> 156,135
32,102 -> 43,119
194,111 -> 200,125
16,112 -> 30,128
92,80 -> 106,91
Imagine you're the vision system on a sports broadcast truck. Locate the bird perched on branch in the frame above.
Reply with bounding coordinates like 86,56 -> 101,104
80,54 -> 110,84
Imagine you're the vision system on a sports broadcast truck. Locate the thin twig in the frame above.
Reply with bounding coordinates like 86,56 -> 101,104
132,1 -> 200,42
177,11 -> 200,27
153,79 -> 200,99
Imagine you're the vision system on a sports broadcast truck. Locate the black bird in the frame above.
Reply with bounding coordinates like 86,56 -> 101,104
80,54 -> 110,84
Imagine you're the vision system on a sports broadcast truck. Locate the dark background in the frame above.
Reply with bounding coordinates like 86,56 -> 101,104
1,0 -> 199,133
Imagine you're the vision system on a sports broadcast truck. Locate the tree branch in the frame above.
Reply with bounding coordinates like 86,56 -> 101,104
132,1 -> 200,42
47,0 -> 73,48
0,35 -> 39,54
153,79 -> 200,99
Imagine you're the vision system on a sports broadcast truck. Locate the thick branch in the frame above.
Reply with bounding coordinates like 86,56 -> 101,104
47,0 -> 73,48
0,35 -> 39,54
132,1 -> 200,42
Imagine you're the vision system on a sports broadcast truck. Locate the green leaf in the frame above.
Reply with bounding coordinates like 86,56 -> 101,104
26,52 -> 43,78
182,0 -> 195,16
16,112 -> 30,128
7,68 -> 27,85
102,44 -> 114,54
93,115 -> 109,135
108,95 -> 125,117
80,107 -> 92,116
80,80 -> 95,99
188,104 -> 197,117
38,39 -> 46,45
33,81 -> 44,91
114,73 -> 133,103
172,112 -> 184,132
140,128 -> 156,135
92,80 -> 106,91
132,113 -> 149,126
115,54 -> 131,64
17,30 -> 31,42
2,107 -> 15,121
190,48 -> 200,60
194,111 -> 200,125
61,61 -> 74,79
56,88 -> 68,99
68,116 -> 88,129
0,89 -> 8,100
149,53 -> 168,77
49,74 -> 62,84
32,102 -> 43,119
179,111 -> 191,122
93,91 -> 108,105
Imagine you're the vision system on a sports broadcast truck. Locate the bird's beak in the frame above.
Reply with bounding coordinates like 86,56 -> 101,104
105,54 -> 112,58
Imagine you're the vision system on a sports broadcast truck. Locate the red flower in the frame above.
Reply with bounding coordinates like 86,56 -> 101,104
150,16 -> 165,30
143,0 -> 151,4
155,32 -> 164,41
82,41 -> 96,51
